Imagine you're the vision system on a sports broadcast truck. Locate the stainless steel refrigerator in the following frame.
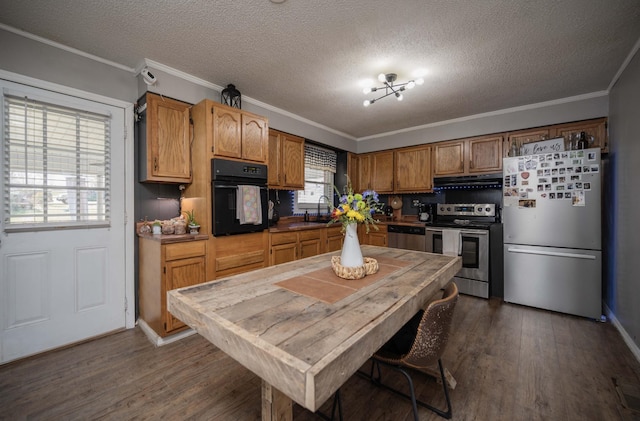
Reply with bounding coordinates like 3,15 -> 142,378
502,147 -> 602,319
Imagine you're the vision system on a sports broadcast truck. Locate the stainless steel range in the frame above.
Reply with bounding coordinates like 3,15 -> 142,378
425,203 -> 503,299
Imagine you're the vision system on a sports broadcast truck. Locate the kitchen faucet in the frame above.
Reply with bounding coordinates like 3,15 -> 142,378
317,195 -> 331,221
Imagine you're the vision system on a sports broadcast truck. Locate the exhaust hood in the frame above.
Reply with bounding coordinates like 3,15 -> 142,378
433,173 -> 503,190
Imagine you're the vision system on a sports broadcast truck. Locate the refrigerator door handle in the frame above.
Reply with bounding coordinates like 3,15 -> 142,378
507,247 -> 597,260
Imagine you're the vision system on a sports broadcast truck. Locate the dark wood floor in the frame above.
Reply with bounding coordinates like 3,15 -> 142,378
2,295 -> 639,420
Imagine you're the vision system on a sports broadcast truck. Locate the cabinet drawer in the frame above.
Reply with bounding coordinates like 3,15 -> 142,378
270,232 -> 298,246
299,229 -> 322,241
164,241 -> 206,261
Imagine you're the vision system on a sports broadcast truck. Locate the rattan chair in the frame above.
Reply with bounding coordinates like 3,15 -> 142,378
367,281 -> 459,420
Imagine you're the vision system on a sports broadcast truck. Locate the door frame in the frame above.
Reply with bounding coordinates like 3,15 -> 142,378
0,69 -> 136,331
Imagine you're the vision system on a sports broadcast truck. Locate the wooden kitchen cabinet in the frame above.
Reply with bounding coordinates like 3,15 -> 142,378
468,136 -> 503,173
139,237 -> 206,337
347,153 -> 359,189
269,228 -> 324,265
360,224 -> 388,247
268,129 -> 304,189
326,225 -> 344,253
551,117 -> 608,152
395,145 -> 433,192
138,92 -> 192,183
504,117 -> 608,156
433,135 -> 502,177
194,99 -> 268,163
357,151 -> 394,193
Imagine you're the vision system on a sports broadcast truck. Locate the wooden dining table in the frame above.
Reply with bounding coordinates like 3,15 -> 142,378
168,245 -> 461,420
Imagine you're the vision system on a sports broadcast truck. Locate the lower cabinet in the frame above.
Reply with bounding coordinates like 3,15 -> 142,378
270,229 -> 323,265
361,224 -> 388,247
326,225 -> 344,252
139,238 -> 206,337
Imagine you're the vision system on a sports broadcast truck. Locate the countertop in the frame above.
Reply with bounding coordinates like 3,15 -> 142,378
137,232 -> 209,244
269,215 -> 425,232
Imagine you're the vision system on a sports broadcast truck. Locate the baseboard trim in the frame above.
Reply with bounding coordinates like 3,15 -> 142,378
137,319 -> 196,347
604,303 -> 640,364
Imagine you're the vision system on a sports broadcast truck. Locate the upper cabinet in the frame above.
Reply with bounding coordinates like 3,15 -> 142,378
198,99 -> 268,163
551,118 -> 608,153
395,145 -> 433,193
268,129 -> 304,189
433,135 -> 503,177
357,151 -> 394,193
505,117 -> 608,156
139,92 -> 192,183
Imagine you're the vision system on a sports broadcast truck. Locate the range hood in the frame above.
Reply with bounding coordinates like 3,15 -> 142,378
433,173 -> 503,190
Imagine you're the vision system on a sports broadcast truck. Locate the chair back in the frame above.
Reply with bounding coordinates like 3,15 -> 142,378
401,282 -> 459,369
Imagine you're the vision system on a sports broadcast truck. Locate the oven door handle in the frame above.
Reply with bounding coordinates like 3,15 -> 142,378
215,184 -> 268,190
460,230 -> 488,235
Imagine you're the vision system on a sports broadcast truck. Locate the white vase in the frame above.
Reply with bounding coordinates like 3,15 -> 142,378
341,223 -> 364,267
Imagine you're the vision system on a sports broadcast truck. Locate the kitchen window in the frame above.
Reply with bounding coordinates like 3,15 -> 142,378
294,144 -> 336,215
3,93 -> 111,231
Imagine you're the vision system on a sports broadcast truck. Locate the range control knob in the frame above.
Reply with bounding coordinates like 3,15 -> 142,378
477,207 -> 483,213
485,207 -> 491,212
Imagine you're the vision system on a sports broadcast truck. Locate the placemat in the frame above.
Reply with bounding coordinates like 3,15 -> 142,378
275,256 -> 411,304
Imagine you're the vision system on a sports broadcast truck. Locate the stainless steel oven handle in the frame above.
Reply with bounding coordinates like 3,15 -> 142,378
460,230 -> 488,235
426,228 -> 443,233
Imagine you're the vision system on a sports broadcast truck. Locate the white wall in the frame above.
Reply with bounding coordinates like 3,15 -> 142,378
608,49 -> 640,351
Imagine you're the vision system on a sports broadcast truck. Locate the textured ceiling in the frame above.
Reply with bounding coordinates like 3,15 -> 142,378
1,0 -> 639,139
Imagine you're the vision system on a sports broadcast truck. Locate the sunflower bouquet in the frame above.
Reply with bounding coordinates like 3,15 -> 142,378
328,183 -> 383,233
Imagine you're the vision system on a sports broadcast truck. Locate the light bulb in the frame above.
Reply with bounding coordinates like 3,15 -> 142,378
396,93 -> 403,101
378,73 -> 387,83
363,99 -> 371,107
416,78 -> 424,85
363,87 -> 371,94
407,81 -> 416,89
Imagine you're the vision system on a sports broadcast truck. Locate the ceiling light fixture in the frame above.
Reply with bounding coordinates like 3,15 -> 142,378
363,73 -> 424,106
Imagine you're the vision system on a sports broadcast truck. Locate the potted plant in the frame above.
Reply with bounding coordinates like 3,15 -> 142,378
152,220 -> 162,235
183,210 -> 200,234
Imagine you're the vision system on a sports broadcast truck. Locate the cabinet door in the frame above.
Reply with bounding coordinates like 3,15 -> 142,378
145,93 -> 192,182
164,256 -> 206,332
299,239 -> 322,259
212,106 -> 242,159
271,243 -> 297,265
506,128 -> 550,157
433,140 -> 465,176
268,130 -> 281,186
371,151 -> 394,193
468,136 -> 503,174
242,113 -> 268,162
326,229 -> 343,253
281,134 -> 305,189
367,232 -> 388,247
551,118 -> 607,152
347,153 -> 358,189
395,145 -> 433,193
357,154 -> 372,191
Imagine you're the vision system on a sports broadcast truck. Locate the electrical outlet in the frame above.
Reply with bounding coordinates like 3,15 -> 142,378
412,199 -> 420,208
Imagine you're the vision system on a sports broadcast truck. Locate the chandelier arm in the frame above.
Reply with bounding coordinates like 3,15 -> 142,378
370,90 -> 398,102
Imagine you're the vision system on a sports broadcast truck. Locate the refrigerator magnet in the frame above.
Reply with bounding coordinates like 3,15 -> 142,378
572,191 -> 586,206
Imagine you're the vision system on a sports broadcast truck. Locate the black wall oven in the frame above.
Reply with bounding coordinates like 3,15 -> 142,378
211,158 -> 268,236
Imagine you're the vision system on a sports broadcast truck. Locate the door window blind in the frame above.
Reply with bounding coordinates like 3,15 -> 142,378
3,94 -> 111,230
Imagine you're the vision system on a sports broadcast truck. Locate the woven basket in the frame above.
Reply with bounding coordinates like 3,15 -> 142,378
331,256 -> 379,279
363,257 -> 379,275
331,256 -> 366,280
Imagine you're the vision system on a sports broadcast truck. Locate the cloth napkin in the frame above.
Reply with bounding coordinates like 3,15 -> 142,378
236,185 -> 262,225
442,229 -> 461,256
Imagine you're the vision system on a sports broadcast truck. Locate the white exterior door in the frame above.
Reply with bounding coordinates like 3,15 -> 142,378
0,79 -> 128,364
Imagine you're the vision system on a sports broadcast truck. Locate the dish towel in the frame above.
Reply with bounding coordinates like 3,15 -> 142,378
442,229 -> 461,256
236,185 -> 262,225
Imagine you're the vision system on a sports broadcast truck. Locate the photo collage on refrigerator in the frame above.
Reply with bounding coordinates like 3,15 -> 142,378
503,150 -> 600,208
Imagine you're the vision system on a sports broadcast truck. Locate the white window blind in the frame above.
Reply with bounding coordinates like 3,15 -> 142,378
3,94 -> 111,230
